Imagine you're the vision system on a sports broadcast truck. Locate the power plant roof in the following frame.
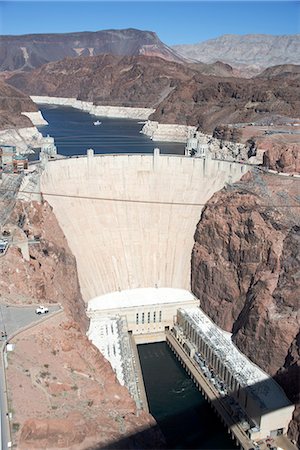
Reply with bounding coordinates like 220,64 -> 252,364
88,288 -> 197,311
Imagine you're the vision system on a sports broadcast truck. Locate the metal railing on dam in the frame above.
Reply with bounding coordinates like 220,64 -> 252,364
41,152 -> 248,302
165,330 -> 254,450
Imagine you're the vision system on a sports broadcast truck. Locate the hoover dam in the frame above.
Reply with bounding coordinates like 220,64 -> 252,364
41,151 -> 247,301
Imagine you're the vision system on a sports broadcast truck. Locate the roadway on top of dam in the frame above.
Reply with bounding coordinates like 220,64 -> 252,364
41,152 -> 248,302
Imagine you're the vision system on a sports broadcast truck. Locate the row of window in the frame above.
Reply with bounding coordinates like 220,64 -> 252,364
136,311 -> 162,324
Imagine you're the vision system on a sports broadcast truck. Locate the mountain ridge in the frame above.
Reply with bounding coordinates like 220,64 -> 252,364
172,34 -> 300,76
0,28 -> 187,71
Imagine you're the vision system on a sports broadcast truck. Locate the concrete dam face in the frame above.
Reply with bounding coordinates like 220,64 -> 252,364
41,154 -> 247,302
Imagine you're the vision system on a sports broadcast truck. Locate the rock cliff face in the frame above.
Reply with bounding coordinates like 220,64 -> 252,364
0,80 -> 37,130
0,28 -> 186,71
191,170 -> 300,442
262,142 -> 300,174
1,200 -> 88,330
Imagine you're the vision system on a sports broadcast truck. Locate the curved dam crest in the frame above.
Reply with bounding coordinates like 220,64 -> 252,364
41,153 -> 247,301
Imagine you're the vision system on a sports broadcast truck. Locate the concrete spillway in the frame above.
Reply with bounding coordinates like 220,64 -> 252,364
41,153 -> 247,302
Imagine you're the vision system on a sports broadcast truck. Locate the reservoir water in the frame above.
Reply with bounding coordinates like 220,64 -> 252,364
38,105 -> 236,449
38,105 -> 185,156
138,342 -> 236,450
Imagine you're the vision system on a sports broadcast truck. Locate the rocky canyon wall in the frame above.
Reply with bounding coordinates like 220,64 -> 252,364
1,200 -> 88,331
191,170 -> 300,443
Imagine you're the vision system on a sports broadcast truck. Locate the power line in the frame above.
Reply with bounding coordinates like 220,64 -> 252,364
0,187 -> 299,208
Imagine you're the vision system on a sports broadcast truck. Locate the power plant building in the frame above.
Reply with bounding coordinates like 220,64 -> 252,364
87,288 -> 198,343
173,307 -> 294,441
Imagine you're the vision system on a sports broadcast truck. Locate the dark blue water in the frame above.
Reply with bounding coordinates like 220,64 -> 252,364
138,342 -> 237,450
38,105 -> 185,156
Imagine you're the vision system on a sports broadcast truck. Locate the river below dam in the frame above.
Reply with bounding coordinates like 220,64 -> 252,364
38,105 -> 185,156
138,342 -> 236,450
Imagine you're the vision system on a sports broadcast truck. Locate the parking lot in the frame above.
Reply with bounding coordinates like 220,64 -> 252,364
0,303 -> 61,339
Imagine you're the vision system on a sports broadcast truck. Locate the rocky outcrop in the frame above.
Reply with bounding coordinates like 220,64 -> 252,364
0,200 -> 88,330
191,170 -> 300,442
0,28 -> 186,71
0,79 -> 38,130
172,34 -> 300,75
150,74 -> 300,132
21,111 -> 48,126
262,142 -> 300,174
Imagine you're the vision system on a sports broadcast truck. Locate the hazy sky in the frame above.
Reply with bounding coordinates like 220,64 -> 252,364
0,1 -> 299,44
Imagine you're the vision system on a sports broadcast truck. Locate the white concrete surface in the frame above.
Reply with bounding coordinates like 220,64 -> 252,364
31,96 -> 154,120
41,153 -> 247,302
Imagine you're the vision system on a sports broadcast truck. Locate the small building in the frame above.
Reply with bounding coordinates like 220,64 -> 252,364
13,155 -> 28,172
174,307 -> 294,441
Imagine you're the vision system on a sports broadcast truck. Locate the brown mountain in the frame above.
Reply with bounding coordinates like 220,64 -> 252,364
6,54 -> 197,107
0,28 -> 186,71
150,72 -> 300,131
187,60 -> 236,77
7,54 -> 300,134
0,80 -> 37,129
256,64 -> 300,80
